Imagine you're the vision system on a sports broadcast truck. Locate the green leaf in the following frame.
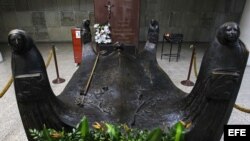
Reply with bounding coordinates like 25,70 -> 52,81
29,129 -> 33,133
146,128 -> 162,141
174,122 -> 184,141
29,117 -> 187,141
105,123 -> 119,141
42,125 -> 53,141
77,117 -> 89,138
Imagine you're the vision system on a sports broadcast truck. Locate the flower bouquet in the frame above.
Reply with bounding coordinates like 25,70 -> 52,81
94,23 -> 112,44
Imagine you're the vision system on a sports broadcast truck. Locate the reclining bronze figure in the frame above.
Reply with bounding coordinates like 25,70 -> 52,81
9,21 -> 248,141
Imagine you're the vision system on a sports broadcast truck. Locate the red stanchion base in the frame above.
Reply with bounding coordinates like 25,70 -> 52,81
181,80 -> 194,86
52,77 -> 65,84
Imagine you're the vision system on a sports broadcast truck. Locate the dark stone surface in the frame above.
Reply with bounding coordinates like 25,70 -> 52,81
32,12 -> 46,26
225,0 -> 246,13
16,12 -> 32,27
58,0 -> 73,11
60,11 -> 75,26
44,11 -> 60,27
20,26 -> 35,39
0,13 -> 4,30
72,0 -> 80,11
80,0 -> 94,11
1,12 -> 17,29
27,0 -> 44,11
0,4 -> 15,11
0,0 -> 247,42
75,11 -> 89,27
31,12 -> 49,40
15,0 -> 29,11
139,0 -> 246,42
34,26 -> 49,40
44,0 -> 58,11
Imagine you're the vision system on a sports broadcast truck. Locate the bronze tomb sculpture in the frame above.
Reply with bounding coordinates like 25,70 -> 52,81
9,21 -> 248,141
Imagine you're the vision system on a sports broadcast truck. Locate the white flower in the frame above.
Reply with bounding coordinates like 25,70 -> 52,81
106,39 -> 111,43
94,24 -> 99,28
96,38 -> 102,44
104,26 -> 108,30
94,23 -> 112,44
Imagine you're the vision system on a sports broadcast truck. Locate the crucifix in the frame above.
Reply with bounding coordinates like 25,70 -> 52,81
105,1 -> 114,20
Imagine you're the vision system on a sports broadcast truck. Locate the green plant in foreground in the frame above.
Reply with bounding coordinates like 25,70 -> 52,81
29,117 -> 187,141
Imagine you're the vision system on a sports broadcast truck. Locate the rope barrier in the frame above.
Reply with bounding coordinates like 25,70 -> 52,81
192,49 -> 250,114
234,104 -> 250,113
0,76 -> 13,98
193,52 -> 198,78
0,49 -> 53,98
45,50 -> 53,68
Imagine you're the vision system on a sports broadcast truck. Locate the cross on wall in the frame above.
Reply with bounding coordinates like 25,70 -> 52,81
105,1 -> 114,20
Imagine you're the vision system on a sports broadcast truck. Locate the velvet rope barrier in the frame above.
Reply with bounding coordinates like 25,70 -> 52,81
193,52 -> 198,78
234,104 -> 250,113
0,76 -> 13,98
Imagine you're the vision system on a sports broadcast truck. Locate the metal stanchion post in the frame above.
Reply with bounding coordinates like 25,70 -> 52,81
52,45 -> 65,84
181,44 -> 195,86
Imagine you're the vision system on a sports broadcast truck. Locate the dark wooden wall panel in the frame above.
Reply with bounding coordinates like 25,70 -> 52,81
94,0 -> 140,46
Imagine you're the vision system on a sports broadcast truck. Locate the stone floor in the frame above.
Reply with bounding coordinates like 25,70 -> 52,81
0,42 -> 249,141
